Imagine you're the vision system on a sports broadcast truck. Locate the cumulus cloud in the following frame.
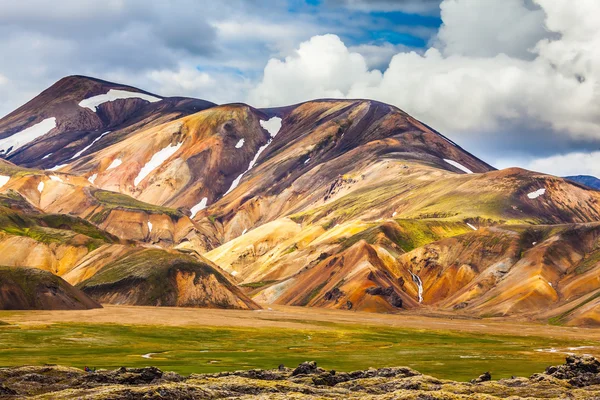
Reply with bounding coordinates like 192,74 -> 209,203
435,0 -> 550,59
249,35 -> 382,107
527,152 -> 600,177
249,0 -> 600,176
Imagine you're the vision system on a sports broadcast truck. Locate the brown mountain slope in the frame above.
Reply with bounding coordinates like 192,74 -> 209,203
77,248 -> 259,309
0,266 -> 101,310
0,76 -> 215,169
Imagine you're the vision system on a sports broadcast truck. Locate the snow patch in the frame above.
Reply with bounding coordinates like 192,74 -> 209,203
49,175 -> 63,183
88,173 -> 98,184
241,228 -> 247,236
0,175 -> 10,188
235,138 -> 245,148
79,89 -> 161,112
0,117 -> 57,155
260,117 -> 282,137
223,117 -> 283,196
444,159 -> 473,174
134,142 -> 182,186
107,158 -> 122,170
42,153 -> 53,159
49,164 -> 68,171
70,131 -> 110,160
190,197 -> 208,218
527,188 -> 546,199
304,157 -> 310,164
231,271 -> 238,277
147,221 -> 153,233
392,211 -> 397,217
467,223 -> 477,231
37,181 -> 44,193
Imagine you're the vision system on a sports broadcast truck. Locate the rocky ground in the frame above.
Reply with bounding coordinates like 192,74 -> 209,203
0,356 -> 599,399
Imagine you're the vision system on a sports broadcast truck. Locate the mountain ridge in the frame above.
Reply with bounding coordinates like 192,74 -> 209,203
0,75 -> 597,325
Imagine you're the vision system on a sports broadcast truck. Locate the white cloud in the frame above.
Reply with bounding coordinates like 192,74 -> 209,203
249,0 -> 600,178
143,65 -> 252,104
249,34 -> 382,106
435,0 -> 550,59
527,151 -> 600,177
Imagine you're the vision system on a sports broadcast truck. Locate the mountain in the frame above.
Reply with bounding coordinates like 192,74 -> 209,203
0,266 -> 101,310
0,75 -> 215,170
566,175 -> 600,190
0,75 -> 599,323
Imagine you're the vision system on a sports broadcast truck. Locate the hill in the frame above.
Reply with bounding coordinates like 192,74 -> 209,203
566,175 -> 600,190
0,266 -> 100,310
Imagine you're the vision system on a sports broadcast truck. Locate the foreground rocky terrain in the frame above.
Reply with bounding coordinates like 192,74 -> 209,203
0,356 -> 598,399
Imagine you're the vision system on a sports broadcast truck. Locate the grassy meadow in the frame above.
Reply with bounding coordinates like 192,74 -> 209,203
0,317 -> 595,381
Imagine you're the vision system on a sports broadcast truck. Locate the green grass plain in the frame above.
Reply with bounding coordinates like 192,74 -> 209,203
0,320 -> 594,382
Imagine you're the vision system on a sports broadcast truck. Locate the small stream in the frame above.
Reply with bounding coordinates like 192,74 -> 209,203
409,271 -> 424,303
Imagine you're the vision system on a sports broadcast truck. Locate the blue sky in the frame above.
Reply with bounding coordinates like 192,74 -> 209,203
0,0 -> 599,177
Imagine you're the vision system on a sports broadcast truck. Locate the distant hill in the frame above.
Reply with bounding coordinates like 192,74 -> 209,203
565,175 -> 600,190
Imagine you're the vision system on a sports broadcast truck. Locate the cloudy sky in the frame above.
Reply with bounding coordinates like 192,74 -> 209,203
0,0 -> 599,176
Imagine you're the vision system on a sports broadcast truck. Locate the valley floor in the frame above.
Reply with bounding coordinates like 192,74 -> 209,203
1,305 -> 599,382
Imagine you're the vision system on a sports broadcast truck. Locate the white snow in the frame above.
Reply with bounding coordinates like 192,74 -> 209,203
49,164 -> 68,171
304,158 -> 311,164
42,153 -> 53,159
0,175 -> 10,188
147,221 -> 153,233
0,117 -> 56,155
225,173 -> 245,195
231,271 -> 239,277
444,159 -> 473,174
79,89 -> 161,112
409,271 -> 424,303
141,353 -> 156,359
190,197 -> 208,218
107,158 -> 122,170
241,229 -> 248,236
392,211 -> 397,217
548,282 -> 553,287
37,181 -> 44,193
527,188 -> 546,199
70,131 -> 110,160
467,223 -> 478,231
260,117 -> 282,137
235,138 -> 245,148
88,173 -> 98,184
134,142 -> 182,186
224,118 -> 283,196
49,175 -> 63,183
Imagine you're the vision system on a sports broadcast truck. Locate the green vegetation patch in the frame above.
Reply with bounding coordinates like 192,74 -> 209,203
92,190 -> 182,219
239,280 -> 278,289
340,219 -> 472,252
0,320 -> 595,382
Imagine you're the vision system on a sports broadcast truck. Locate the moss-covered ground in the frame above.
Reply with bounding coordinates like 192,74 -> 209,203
0,319 -> 596,382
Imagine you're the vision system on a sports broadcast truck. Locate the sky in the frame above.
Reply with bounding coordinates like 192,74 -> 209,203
0,0 -> 599,177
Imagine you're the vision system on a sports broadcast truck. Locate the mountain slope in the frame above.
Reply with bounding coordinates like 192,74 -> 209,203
566,175 -> 600,190
0,76 -> 215,170
77,248 -> 259,309
0,266 -> 101,310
